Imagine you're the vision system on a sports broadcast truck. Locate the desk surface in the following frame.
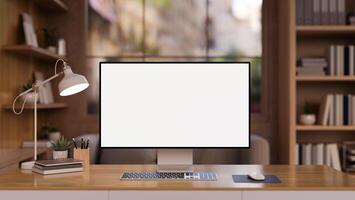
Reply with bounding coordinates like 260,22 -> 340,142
0,165 -> 355,190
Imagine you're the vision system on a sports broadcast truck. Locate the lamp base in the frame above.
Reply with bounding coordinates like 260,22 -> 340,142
21,161 -> 35,170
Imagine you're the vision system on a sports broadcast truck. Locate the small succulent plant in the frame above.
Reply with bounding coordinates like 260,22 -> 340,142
50,136 -> 72,151
22,81 -> 33,91
303,101 -> 312,114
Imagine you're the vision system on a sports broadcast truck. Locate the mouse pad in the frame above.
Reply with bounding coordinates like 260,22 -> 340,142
232,175 -> 281,183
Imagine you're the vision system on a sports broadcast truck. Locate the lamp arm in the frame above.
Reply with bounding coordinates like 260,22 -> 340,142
12,88 -> 33,115
54,58 -> 67,75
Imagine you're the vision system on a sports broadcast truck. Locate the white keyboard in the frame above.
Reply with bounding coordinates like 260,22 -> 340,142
121,172 -> 217,181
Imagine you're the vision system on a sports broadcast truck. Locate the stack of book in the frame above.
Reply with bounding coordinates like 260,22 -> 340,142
318,94 -> 355,125
328,45 -> 355,76
296,0 -> 346,25
297,58 -> 327,76
295,143 -> 341,171
32,159 -> 83,175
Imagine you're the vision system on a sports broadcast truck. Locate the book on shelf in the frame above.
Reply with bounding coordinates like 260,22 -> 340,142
296,143 -> 341,170
34,71 -> 54,104
22,140 -> 51,148
296,57 -> 327,76
32,159 -> 83,175
328,45 -> 355,76
318,94 -> 355,126
296,0 -> 346,25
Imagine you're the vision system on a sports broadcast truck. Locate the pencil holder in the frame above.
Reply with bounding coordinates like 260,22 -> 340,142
73,148 -> 90,171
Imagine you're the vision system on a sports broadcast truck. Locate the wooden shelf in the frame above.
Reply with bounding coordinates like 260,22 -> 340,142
296,125 -> 355,131
2,45 -> 66,61
3,103 -> 68,110
296,76 -> 355,81
33,0 -> 68,13
296,25 -> 355,36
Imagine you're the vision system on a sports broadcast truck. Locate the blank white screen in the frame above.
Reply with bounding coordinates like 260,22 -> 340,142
100,63 -> 249,147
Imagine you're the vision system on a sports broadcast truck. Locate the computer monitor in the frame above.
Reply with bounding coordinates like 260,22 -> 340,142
100,62 -> 250,172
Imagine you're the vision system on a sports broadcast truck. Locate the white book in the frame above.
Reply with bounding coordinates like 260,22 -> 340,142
352,96 -> 355,125
316,143 -> 324,165
295,144 -> 299,165
329,94 -> 334,125
319,94 -> 332,125
22,22 -> 33,45
34,72 -> 47,104
32,167 -> 83,175
302,143 -> 312,165
325,143 -> 332,167
350,46 -> 354,76
328,143 -> 341,171
336,45 -> 341,76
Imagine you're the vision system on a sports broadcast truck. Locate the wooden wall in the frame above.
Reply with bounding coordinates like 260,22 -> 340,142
0,0 -> 95,149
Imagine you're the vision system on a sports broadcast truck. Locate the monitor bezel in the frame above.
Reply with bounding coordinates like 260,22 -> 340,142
99,61 -> 251,149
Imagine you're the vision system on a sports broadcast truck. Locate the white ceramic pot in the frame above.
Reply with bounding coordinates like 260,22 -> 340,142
20,92 -> 38,103
53,150 -> 68,160
48,131 -> 61,142
299,114 -> 316,125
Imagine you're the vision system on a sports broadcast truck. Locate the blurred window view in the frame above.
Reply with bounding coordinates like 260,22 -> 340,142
87,0 -> 262,114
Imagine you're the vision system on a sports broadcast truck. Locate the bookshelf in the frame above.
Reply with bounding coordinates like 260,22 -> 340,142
2,45 -> 66,61
33,0 -> 68,13
278,0 -> 355,170
3,103 -> 68,110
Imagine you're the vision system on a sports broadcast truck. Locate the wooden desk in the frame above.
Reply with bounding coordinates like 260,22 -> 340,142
0,165 -> 355,200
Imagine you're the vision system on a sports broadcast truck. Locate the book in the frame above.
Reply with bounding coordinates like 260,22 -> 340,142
350,46 -> 354,75
34,159 -> 83,167
305,0 -> 313,24
313,0 -> 321,24
328,143 -> 341,170
21,13 -> 38,47
329,0 -> 337,24
318,94 -> 332,125
32,166 -> 83,175
34,163 -> 83,170
329,94 -> 334,125
316,143 -> 324,165
320,0 -> 329,25
296,0 -> 305,25
352,96 -> 355,125
295,144 -> 300,165
33,71 -> 54,104
302,143 -> 312,165
22,140 -> 51,148
337,0 -> 346,25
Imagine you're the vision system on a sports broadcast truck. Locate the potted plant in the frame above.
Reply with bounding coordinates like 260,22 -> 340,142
299,101 -> 316,125
47,126 -> 61,142
51,136 -> 72,160
20,81 -> 38,103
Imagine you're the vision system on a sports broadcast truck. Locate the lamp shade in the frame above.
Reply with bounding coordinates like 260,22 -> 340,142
58,67 -> 89,96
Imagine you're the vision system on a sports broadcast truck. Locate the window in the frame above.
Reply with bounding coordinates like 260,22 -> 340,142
87,0 -> 262,114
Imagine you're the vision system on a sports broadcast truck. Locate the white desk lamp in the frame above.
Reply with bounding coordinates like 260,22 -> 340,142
12,59 -> 89,170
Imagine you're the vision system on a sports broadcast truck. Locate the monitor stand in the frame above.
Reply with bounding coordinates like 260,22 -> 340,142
157,149 -> 193,172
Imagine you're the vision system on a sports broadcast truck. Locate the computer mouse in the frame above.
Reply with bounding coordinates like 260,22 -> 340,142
248,172 -> 265,181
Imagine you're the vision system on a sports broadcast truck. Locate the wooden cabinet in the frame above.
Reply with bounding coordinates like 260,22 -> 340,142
243,191 -> 355,200
109,191 -> 242,200
0,191 -> 108,200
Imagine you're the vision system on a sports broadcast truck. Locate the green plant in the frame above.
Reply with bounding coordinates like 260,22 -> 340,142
22,81 -> 33,91
50,136 -> 72,151
303,101 -> 312,114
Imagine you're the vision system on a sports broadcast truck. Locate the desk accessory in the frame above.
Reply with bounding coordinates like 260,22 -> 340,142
232,175 -> 281,183
121,172 -> 217,181
73,138 -> 90,170
51,136 -> 72,159
248,172 -> 265,181
32,159 -> 83,175
12,59 -> 89,170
